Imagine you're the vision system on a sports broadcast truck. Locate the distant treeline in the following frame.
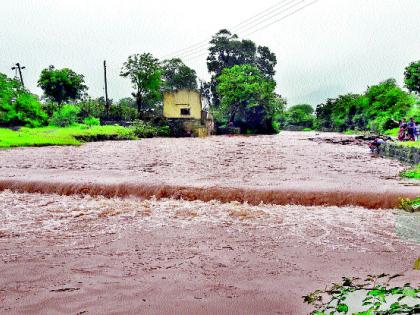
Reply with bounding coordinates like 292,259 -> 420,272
1,28 -> 419,135
279,60 -> 420,134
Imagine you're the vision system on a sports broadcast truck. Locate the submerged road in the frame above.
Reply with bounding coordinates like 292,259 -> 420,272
0,131 -> 417,208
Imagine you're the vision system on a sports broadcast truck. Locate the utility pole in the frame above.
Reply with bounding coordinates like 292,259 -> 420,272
103,60 -> 110,118
11,63 -> 26,87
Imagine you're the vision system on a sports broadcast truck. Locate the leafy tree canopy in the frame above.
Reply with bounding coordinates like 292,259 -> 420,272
404,60 -> 420,95
0,72 -> 47,127
161,58 -> 197,90
216,64 -> 278,133
120,53 -> 162,118
206,29 -> 277,105
315,79 -> 415,132
38,66 -> 87,105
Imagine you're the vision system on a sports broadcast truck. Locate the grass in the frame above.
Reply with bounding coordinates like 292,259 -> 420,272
397,141 -> 420,149
0,125 -> 136,148
400,163 -> 420,179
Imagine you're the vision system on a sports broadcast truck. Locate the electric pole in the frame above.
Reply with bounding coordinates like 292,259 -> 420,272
11,63 -> 26,87
103,60 -> 110,118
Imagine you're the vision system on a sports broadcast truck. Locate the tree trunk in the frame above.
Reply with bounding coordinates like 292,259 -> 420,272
136,93 -> 142,119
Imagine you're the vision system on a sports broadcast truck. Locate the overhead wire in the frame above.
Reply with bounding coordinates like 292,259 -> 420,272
163,0 -> 321,63
160,0 -> 300,59
170,0 -> 305,60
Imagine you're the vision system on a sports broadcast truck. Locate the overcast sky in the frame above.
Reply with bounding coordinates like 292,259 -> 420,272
1,0 -> 419,106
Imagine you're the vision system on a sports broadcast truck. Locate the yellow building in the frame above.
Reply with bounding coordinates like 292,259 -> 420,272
163,89 -> 202,120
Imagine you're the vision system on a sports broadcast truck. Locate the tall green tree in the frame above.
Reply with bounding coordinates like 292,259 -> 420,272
216,64 -> 278,133
38,66 -> 88,105
161,58 -> 197,90
120,53 -> 162,119
404,60 -> 420,95
315,79 -> 415,132
0,73 -> 47,127
206,29 -> 277,105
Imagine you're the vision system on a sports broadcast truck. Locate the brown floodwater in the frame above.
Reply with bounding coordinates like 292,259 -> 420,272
0,131 -> 418,208
0,191 -> 419,314
0,132 -> 419,314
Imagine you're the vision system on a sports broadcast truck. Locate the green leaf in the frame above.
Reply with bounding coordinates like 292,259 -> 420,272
336,304 -> 349,313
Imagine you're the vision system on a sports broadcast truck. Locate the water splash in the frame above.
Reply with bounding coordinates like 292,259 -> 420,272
0,179 -> 416,209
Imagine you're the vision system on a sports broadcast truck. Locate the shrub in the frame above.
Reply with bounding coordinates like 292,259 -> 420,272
132,120 -> 170,138
49,104 -> 81,127
0,73 -> 47,127
83,116 -> 100,126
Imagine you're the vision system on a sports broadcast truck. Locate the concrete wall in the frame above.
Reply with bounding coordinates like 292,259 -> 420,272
163,90 -> 202,120
379,143 -> 420,165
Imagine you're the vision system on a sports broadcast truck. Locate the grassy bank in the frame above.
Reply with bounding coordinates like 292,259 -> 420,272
0,125 -> 136,148
400,163 -> 420,179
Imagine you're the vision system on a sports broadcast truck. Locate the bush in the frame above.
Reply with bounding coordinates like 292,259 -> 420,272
0,73 -> 47,127
49,104 -> 81,127
83,116 -> 100,126
132,120 -> 170,138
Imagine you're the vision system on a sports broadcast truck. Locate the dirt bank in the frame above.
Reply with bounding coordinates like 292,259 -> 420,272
0,132 -> 418,208
0,191 -> 419,314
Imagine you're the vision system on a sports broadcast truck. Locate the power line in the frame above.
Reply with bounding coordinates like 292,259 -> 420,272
165,0 -> 315,61
181,0 -> 320,63
161,0 -> 295,59
172,0 -> 303,60
243,0 -> 320,36
231,0 -> 301,33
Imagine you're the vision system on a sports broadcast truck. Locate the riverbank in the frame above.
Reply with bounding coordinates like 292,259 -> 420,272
0,126 -> 135,148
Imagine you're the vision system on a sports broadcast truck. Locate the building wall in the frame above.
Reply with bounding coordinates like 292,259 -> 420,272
163,90 -> 202,120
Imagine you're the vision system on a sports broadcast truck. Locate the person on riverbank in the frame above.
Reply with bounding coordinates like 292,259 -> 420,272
398,118 -> 408,141
369,137 -> 385,154
407,117 -> 416,141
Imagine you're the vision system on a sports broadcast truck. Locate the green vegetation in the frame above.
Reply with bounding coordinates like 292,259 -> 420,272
315,79 -> 417,133
216,64 -> 280,133
38,66 -> 88,105
281,104 -> 315,129
120,53 -> 162,119
0,73 -> 47,127
49,104 -> 81,127
304,274 -> 420,315
161,58 -> 198,90
404,60 -> 420,95
399,197 -> 420,212
400,164 -> 420,180
397,141 -> 420,149
206,29 -> 277,108
0,125 -> 135,148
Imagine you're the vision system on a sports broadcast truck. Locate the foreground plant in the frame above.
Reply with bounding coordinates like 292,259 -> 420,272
399,197 -> 420,213
303,274 -> 420,314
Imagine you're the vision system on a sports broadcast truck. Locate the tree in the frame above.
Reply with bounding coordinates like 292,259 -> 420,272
315,79 -> 415,132
404,60 -> 420,95
284,104 -> 315,129
120,53 -> 162,119
216,64 -> 278,133
0,73 -> 47,127
206,29 -> 277,105
38,66 -> 87,105
161,58 -> 197,90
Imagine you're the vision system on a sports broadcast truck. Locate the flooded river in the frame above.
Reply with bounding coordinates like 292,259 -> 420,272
0,132 -> 418,208
0,132 -> 418,314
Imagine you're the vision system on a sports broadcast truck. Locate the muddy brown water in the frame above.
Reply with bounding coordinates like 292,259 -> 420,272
0,191 -> 419,314
0,131 -> 419,314
0,132 -> 418,208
